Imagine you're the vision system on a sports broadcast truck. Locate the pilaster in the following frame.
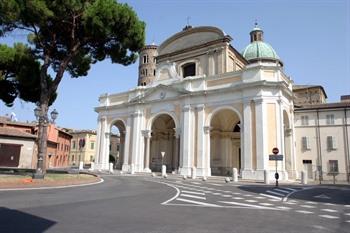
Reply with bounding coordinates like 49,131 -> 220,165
179,105 -> 194,176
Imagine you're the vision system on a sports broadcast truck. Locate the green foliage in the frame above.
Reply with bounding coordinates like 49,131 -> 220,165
0,43 -> 56,106
0,0 -> 145,106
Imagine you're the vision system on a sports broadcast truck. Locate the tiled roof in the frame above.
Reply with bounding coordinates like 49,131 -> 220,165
0,118 -> 36,127
292,84 -> 328,98
295,102 -> 350,111
0,127 -> 37,139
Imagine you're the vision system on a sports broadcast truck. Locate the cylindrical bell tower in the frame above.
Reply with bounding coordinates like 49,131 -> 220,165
138,44 -> 158,86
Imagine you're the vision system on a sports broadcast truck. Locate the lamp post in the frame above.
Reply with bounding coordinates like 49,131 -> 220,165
33,106 -> 58,179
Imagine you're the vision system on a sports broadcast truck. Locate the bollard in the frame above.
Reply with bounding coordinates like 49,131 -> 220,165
191,167 -> 197,179
183,175 -> 187,180
232,168 -> 238,182
89,162 -> 95,171
79,161 -> 84,170
109,163 -> 114,174
264,170 -> 270,184
162,165 -> 166,177
301,171 -> 308,185
225,177 -> 230,183
130,164 -> 135,174
202,176 -> 207,181
151,172 -> 156,177
163,174 -> 168,178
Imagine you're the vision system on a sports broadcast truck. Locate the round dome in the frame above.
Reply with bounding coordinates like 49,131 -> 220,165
242,41 -> 280,61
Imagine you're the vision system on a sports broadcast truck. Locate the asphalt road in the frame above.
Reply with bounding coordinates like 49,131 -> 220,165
0,175 -> 349,233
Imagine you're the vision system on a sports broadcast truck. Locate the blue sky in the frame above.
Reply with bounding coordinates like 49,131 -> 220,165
0,0 -> 349,130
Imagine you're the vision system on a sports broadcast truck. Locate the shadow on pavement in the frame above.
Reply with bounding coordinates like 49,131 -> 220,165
0,207 -> 56,233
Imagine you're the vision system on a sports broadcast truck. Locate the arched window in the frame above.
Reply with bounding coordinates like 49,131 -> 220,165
182,62 -> 196,78
233,121 -> 241,132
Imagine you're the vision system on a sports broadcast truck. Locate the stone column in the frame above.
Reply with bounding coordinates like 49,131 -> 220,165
131,111 -> 143,172
242,100 -> 253,179
173,128 -> 181,172
142,130 -> 151,172
122,116 -> 132,172
94,116 -> 103,169
180,105 -> 194,176
196,104 -> 206,177
204,126 -> 211,176
102,131 -> 111,170
255,99 -> 267,180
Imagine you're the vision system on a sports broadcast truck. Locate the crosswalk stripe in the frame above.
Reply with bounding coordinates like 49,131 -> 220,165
210,183 -> 223,187
182,190 -> 205,195
282,187 -> 297,192
245,199 -> 257,203
232,197 -> 244,200
319,215 -> 339,219
296,210 -> 314,214
219,201 -> 275,209
274,188 -> 290,194
260,203 -> 274,206
266,190 -> 285,197
321,209 -> 338,213
176,198 -> 220,207
260,193 -> 282,200
180,194 -> 206,200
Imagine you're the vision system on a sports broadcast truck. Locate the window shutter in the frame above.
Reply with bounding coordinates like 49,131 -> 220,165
302,137 -> 309,150
327,136 -> 333,150
332,136 -> 337,149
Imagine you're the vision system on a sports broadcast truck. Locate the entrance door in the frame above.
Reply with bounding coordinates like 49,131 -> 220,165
0,143 -> 21,167
303,160 -> 313,179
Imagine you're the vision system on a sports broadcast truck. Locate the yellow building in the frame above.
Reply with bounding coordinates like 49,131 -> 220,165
69,130 -> 97,166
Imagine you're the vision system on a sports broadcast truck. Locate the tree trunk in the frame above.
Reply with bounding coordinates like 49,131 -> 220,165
37,100 -> 49,173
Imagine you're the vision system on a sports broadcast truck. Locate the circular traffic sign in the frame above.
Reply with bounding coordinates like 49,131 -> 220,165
272,147 -> 279,155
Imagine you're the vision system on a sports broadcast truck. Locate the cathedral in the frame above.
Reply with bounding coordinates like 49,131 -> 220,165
94,24 -> 350,181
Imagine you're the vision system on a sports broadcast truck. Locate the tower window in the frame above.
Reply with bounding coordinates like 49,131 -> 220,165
154,69 -> 156,76
182,62 -> 196,78
143,55 -> 149,64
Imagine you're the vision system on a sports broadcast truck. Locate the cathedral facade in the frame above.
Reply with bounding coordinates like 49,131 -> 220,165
94,24 -> 296,181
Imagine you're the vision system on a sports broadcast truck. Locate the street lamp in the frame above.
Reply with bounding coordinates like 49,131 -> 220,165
33,106 -> 59,179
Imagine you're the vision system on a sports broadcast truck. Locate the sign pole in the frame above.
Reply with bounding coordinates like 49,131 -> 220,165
275,158 -> 278,187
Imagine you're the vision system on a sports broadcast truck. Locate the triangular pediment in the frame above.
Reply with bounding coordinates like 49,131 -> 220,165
130,84 -> 189,103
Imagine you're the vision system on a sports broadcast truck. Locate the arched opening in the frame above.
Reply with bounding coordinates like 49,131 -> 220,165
110,120 -> 125,170
150,114 -> 179,172
210,109 -> 241,176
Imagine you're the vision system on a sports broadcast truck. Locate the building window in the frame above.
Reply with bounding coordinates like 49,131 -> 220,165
117,145 -> 120,151
326,114 -> 334,125
301,115 -> 309,126
90,156 -> 94,162
328,160 -> 339,174
301,136 -> 310,150
327,136 -> 337,150
72,141 -> 76,149
143,55 -> 148,64
182,62 -> 196,78
91,142 -> 94,150
154,69 -> 156,76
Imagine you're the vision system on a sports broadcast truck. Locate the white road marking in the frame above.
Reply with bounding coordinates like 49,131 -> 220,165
222,195 -> 232,198
223,190 -> 231,193
180,194 -> 206,200
346,220 -> 350,223
212,193 -> 221,195
305,201 -> 317,204
274,188 -> 290,194
345,205 -> 350,208
243,194 -> 253,197
210,183 -> 223,187
323,203 -> 336,206
181,190 -> 205,195
176,198 -> 220,207
232,197 -> 244,200
277,206 -> 291,210
282,187 -> 297,192
296,210 -> 314,214
285,202 -> 297,205
260,193 -> 282,200
344,213 -> 350,216
321,209 -> 338,213
191,182 -> 201,185
254,196 -> 266,199
245,199 -> 258,203
266,190 -> 285,197
300,205 -> 316,209
260,203 -> 274,206
319,215 -> 339,219
219,201 -> 276,210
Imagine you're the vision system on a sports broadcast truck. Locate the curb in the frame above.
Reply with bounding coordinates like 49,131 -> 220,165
0,177 -> 104,192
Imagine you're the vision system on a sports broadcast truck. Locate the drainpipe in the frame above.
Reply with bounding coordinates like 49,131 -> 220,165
315,109 -> 323,183
344,108 -> 350,182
